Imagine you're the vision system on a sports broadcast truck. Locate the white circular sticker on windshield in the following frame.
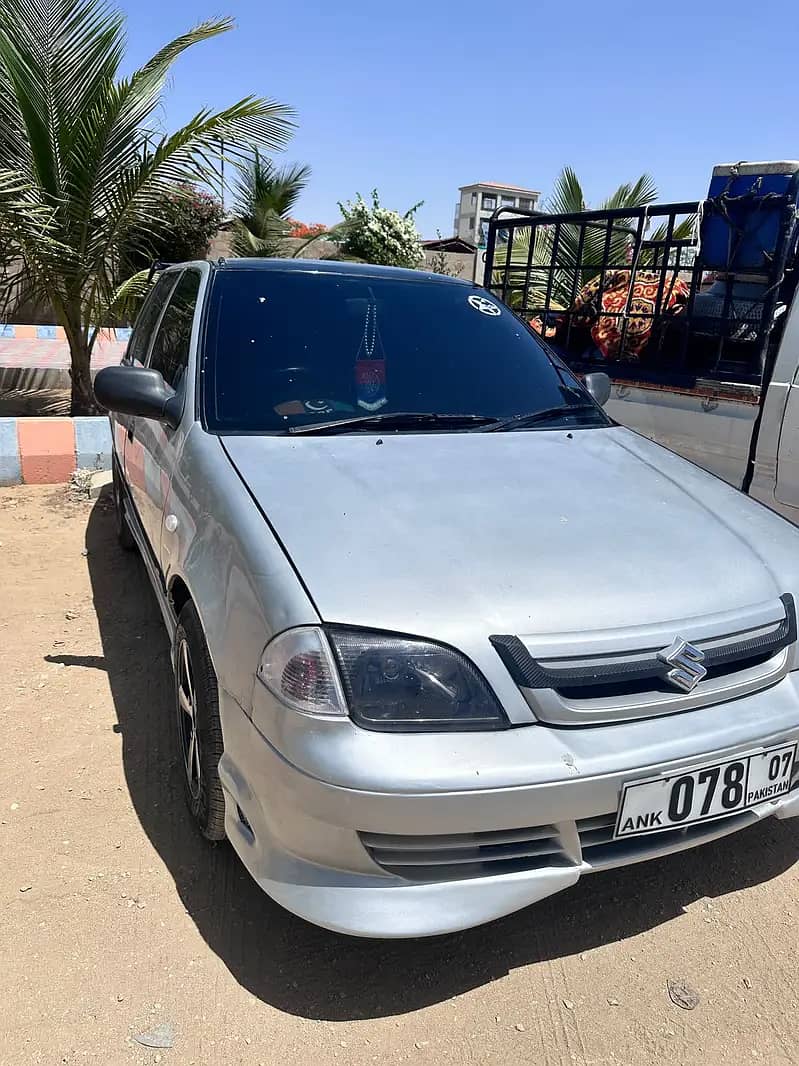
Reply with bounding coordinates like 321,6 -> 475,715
468,294 -> 501,316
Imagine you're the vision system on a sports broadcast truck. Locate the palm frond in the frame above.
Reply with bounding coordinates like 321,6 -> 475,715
639,214 -> 697,268
230,215 -> 289,258
0,0 -> 296,411
600,173 -> 658,211
0,0 -> 126,194
231,154 -> 310,257
545,167 -> 586,216
101,267 -> 150,326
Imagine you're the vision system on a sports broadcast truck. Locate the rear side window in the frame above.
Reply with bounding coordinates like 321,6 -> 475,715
148,270 -> 201,391
125,273 -> 178,365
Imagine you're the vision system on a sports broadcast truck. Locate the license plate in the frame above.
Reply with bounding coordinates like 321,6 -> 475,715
614,743 -> 797,839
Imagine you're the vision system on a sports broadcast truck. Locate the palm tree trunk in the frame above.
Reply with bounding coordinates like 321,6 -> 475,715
63,317 -> 97,415
69,340 -> 96,415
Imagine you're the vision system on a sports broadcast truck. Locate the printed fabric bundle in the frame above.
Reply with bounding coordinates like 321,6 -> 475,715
570,269 -> 689,360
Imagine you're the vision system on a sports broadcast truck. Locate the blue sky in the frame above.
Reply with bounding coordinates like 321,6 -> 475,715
123,0 -> 798,238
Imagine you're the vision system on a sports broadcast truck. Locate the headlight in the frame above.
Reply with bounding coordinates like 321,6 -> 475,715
258,627 -> 509,732
328,628 -> 508,732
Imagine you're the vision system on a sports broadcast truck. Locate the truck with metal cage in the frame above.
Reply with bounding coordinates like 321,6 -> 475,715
483,160 -> 799,522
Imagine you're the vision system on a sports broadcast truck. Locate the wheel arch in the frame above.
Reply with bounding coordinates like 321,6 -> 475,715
169,574 -> 193,619
167,572 -> 221,682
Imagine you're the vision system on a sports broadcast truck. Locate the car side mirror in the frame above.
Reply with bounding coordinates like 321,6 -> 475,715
584,372 -> 611,407
94,365 -> 182,430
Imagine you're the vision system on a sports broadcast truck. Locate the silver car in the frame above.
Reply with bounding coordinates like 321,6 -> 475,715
95,258 -> 799,938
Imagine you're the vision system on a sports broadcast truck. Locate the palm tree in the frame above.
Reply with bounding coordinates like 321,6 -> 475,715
497,167 -> 694,312
0,0 -> 294,414
231,155 -> 310,257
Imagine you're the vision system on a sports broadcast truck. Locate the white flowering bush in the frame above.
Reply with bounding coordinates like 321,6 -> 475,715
338,190 -> 424,268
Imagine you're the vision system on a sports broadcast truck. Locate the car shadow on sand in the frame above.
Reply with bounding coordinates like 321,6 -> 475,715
73,491 -> 799,1021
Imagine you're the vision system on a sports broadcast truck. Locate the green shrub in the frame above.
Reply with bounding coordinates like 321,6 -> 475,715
338,190 -> 424,268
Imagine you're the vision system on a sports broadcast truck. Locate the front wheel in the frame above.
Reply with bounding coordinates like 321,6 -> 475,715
174,602 -> 227,841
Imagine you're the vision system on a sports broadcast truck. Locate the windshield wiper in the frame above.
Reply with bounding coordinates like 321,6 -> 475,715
288,412 -> 501,435
484,403 -> 601,432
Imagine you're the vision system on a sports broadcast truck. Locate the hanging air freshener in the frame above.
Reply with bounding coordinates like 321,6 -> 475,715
355,303 -> 387,411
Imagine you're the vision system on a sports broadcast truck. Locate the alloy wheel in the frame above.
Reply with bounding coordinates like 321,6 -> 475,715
176,637 -> 202,801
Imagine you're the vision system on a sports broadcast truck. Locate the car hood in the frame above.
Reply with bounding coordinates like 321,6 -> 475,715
222,426 -> 799,645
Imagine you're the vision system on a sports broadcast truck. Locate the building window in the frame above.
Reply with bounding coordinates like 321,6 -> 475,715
501,195 -> 516,205
519,198 -> 532,210
482,194 -> 496,210
468,216 -> 475,230
470,191 -> 477,204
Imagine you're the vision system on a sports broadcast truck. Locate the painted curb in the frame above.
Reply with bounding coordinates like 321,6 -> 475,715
0,416 -> 112,485
89,470 -> 113,499
0,322 -> 131,342
74,417 -> 114,472
18,419 -> 76,484
0,418 -> 21,486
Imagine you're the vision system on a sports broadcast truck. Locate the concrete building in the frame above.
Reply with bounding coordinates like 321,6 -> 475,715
454,182 -> 540,245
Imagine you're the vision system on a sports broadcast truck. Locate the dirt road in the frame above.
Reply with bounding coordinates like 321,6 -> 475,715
2,485 -> 798,1066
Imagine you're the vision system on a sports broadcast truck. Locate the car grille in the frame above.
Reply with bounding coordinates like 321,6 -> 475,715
490,594 -> 797,725
361,789 -> 798,883
575,810 -> 754,869
359,825 -> 572,881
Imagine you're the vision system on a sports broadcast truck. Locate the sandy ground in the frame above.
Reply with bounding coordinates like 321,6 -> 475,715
1,485 -> 799,1066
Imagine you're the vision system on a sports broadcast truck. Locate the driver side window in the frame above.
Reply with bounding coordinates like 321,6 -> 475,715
148,270 -> 201,395
125,273 -> 179,366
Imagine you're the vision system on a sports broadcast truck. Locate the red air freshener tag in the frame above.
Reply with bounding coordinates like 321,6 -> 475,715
355,359 -> 387,411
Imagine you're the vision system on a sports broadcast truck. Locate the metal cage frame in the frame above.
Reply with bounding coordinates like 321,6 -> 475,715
482,198 -> 798,390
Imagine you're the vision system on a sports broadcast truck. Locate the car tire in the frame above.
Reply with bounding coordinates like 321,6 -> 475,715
112,458 -> 136,552
174,601 -> 227,842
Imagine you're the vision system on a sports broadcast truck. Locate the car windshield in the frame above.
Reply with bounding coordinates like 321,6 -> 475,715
203,268 -> 609,434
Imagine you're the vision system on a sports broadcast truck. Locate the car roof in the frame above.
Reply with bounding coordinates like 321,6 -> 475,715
174,257 -> 476,287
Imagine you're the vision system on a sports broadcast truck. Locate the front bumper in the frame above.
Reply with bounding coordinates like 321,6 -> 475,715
217,675 -> 799,938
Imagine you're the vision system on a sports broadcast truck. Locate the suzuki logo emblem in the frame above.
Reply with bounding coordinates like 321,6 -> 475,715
467,294 -> 502,316
657,637 -> 707,693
